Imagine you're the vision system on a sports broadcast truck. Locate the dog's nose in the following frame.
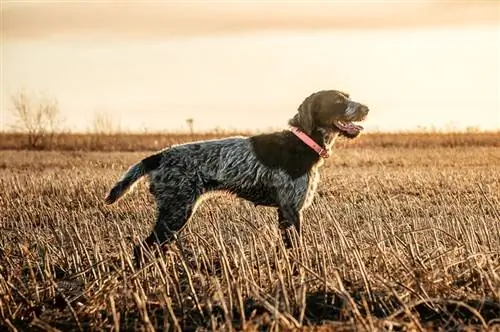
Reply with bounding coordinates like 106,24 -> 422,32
358,105 -> 369,115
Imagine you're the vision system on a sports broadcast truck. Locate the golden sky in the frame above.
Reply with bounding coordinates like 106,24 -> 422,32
3,1 -> 499,39
1,1 -> 499,132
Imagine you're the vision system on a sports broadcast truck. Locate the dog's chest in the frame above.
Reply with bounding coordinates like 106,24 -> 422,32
303,168 -> 320,209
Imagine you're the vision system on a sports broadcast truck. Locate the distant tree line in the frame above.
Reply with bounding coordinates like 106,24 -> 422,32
7,90 -> 127,149
5,90 -> 498,151
6,90 -> 201,149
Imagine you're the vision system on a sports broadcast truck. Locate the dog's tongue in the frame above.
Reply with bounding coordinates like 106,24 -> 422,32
345,122 -> 364,134
336,121 -> 364,134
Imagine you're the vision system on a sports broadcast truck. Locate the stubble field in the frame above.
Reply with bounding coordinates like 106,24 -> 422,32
1,133 -> 499,331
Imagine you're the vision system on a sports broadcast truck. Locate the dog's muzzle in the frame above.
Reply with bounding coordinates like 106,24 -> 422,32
345,101 -> 369,121
333,101 -> 369,136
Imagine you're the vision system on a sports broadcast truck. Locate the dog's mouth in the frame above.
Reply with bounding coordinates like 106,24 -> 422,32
332,120 -> 364,136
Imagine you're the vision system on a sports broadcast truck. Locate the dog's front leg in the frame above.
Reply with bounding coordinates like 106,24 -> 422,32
277,206 -> 302,248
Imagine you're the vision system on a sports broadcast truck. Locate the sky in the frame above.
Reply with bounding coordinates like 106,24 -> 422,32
1,1 -> 499,133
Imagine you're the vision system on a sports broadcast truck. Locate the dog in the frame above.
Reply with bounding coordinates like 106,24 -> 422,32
104,90 -> 369,266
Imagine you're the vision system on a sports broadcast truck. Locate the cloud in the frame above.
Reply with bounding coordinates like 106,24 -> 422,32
2,1 -> 499,40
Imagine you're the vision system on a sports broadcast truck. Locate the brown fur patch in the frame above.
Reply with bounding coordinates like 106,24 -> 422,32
249,130 -> 324,179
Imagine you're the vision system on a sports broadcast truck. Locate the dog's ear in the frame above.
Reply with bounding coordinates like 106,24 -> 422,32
339,91 -> 350,99
297,95 -> 316,135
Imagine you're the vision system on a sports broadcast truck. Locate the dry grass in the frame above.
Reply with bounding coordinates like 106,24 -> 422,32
0,137 -> 499,331
0,130 -> 499,151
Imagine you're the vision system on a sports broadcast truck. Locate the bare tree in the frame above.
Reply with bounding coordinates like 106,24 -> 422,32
9,91 -> 63,148
88,110 -> 121,150
91,110 -> 120,135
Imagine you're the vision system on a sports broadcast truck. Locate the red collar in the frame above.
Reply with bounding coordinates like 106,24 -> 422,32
289,126 -> 330,158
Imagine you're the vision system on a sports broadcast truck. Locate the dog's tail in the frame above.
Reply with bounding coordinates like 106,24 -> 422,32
104,152 -> 163,205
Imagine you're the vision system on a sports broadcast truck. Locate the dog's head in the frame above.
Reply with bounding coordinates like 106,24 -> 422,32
290,90 -> 369,138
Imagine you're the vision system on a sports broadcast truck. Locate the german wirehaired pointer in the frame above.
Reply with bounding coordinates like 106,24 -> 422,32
105,90 -> 369,265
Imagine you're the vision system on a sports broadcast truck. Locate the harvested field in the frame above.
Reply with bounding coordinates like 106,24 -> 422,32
0,133 -> 499,331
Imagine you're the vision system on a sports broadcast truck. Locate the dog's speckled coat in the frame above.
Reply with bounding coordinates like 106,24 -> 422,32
104,90 -> 369,265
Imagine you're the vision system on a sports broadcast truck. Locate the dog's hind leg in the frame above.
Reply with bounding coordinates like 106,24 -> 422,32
134,183 -> 203,267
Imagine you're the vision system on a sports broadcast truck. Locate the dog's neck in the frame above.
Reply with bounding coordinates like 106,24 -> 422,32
288,121 -> 338,156
315,128 -> 338,153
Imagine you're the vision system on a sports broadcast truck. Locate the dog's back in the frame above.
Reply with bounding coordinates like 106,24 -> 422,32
149,136 -> 263,191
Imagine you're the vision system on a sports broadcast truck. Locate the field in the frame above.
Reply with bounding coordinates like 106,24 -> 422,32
1,132 -> 499,331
